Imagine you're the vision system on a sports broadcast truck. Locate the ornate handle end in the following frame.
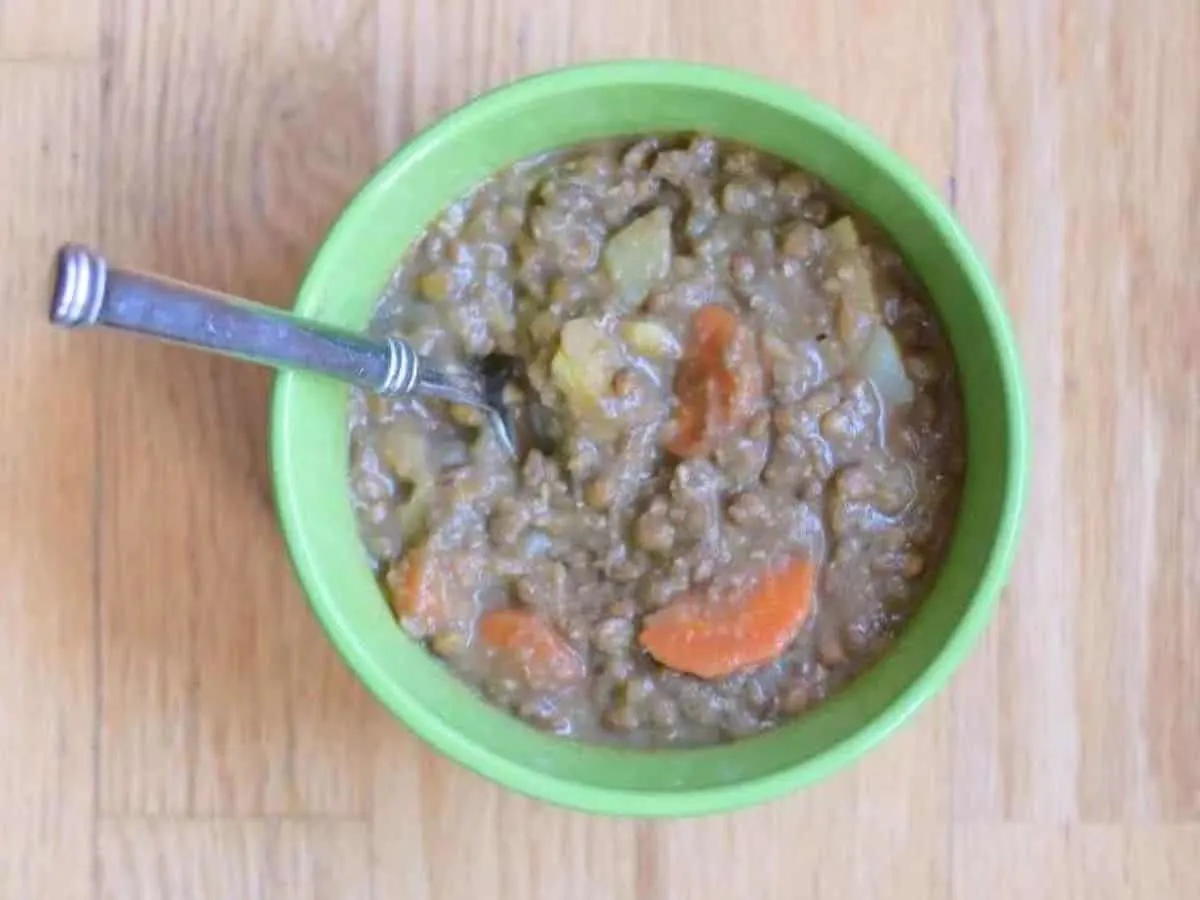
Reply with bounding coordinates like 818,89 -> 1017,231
50,244 -> 108,328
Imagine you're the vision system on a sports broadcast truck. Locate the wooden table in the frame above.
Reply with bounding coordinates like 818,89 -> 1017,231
3,0 -> 1197,897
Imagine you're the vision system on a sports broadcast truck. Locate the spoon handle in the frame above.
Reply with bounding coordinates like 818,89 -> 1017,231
47,244 -> 482,404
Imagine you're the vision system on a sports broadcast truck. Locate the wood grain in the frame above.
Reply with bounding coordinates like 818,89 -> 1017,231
0,0 -> 99,59
97,820 -> 370,899
950,0 -> 1200,826
0,64 -> 99,899
0,0 -> 1197,896
96,0 -> 378,816
953,826 -> 1200,898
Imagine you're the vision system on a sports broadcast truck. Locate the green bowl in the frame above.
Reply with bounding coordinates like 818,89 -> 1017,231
271,61 -> 1028,817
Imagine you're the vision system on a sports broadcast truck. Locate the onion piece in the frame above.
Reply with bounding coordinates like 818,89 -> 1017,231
859,326 -> 914,407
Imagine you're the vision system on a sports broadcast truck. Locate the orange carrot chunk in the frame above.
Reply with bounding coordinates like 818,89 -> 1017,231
667,305 -> 763,457
385,544 -> 450,636
479,609 -> 587,688
639,559 -> 815,679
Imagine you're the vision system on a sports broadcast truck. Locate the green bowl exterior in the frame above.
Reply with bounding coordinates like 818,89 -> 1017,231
270,61 -> 1029,817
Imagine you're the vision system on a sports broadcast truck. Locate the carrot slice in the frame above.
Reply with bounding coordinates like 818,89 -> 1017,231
479,609 -> 587,688
667,305 -> 763,457
385,545 -> 449,635
639,559 -> 815,678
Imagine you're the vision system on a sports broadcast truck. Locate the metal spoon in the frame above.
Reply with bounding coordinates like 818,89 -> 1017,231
47,244 -> 521,455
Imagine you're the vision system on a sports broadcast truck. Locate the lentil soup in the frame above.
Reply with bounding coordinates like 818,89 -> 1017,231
347,133 -> 965,747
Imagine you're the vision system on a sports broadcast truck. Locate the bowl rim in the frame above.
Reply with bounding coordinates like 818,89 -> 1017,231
271,59 -> 1029,816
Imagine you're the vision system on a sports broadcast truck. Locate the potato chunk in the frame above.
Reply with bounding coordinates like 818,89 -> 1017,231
603,207 -> 673,310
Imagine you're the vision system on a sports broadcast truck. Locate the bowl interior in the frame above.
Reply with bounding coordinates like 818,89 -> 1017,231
272,62 -> 1026,816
